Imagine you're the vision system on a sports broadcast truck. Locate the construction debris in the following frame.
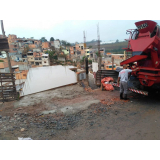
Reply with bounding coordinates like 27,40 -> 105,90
20,128 -> 25,132
101,77 -> 114,91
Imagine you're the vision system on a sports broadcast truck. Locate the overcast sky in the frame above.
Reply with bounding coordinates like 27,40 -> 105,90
2,20 -> 160,43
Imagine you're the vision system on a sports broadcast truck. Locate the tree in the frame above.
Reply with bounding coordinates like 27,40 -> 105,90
66,42 -> 71,46
88,59 -> 92,64
50,37 -> 54,41
40,37 -> 47,42
61,40 -> 67,46
50,46 -> 55,51
22,45 -> 30,55
89,45 -> 92,48
45,50 -> 57,61
116,39 -> 119,43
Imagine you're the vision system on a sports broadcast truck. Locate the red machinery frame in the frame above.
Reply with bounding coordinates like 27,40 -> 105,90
120,20 -> 160,87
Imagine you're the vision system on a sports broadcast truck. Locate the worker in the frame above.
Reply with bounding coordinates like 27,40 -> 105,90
117,64 -> 139,100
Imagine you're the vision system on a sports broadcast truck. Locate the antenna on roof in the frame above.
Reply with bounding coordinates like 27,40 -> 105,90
97,22 -> 101,70
83,31 -> 86,53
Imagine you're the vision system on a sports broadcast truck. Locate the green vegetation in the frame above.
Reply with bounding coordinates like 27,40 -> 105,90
50,37 -> 54,41
95,52 -> 102,57
0,60 -> 4,62
45,50 -> 57,60
88,59 -> 92,64
58,54 -> 66,58
61,40 -> 71,46
40,37 -> 47,42
80,56 -> 92,64
91,41 -> 128,54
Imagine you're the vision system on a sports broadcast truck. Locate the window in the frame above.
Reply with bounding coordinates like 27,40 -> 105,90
23,74 -> 26,76
28,53 -> 33,56
108,65 -> 115,68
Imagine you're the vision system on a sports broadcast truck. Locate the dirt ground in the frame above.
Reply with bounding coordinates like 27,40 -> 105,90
1,83 -> 160,140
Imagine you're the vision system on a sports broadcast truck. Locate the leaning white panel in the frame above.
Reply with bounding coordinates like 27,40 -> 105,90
20,65 -> 77,97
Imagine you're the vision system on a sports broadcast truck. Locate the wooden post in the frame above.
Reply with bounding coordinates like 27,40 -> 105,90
98,57 -> 101,70
112,57 -> 114,70
124,51 -> 126,60
6,52 -> 12,73
85,57 -> 89,86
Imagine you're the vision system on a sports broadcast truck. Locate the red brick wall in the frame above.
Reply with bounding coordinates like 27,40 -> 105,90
42,42 -> 50,49
28,44 -> 36,49
8,35 -> 17,43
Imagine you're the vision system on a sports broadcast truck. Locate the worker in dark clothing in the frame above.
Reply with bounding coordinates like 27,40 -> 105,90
117,64 -> 139,100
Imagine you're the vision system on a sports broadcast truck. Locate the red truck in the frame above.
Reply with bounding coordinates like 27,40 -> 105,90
114,20 -> 160,95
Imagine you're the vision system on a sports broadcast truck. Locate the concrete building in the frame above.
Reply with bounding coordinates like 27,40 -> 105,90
42,42 -> 50,50
8,34 -> 17,43
28,44 -> 37,49
0,58 -> 28,73
33,52 -> 43,66
85,48 -> 90,58
50,41 -> 54,47
62,49 -> 70,55
42,54 -> 50,66
100,48 -> 106,56
111,54 -> 124,60
15,70 -> 28,80
0,51 -> 7,58
27,51 -> 34,65
70,46 -> 74,55
33,48 -> 41,52
53,40 -> 60,49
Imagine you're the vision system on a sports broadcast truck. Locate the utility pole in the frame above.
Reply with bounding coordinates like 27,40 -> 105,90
84,31 -> 89,86
1,20 -> 12,73
84,31 -> 86,65
83,31 -> 86,56
97,23 -> 101,70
